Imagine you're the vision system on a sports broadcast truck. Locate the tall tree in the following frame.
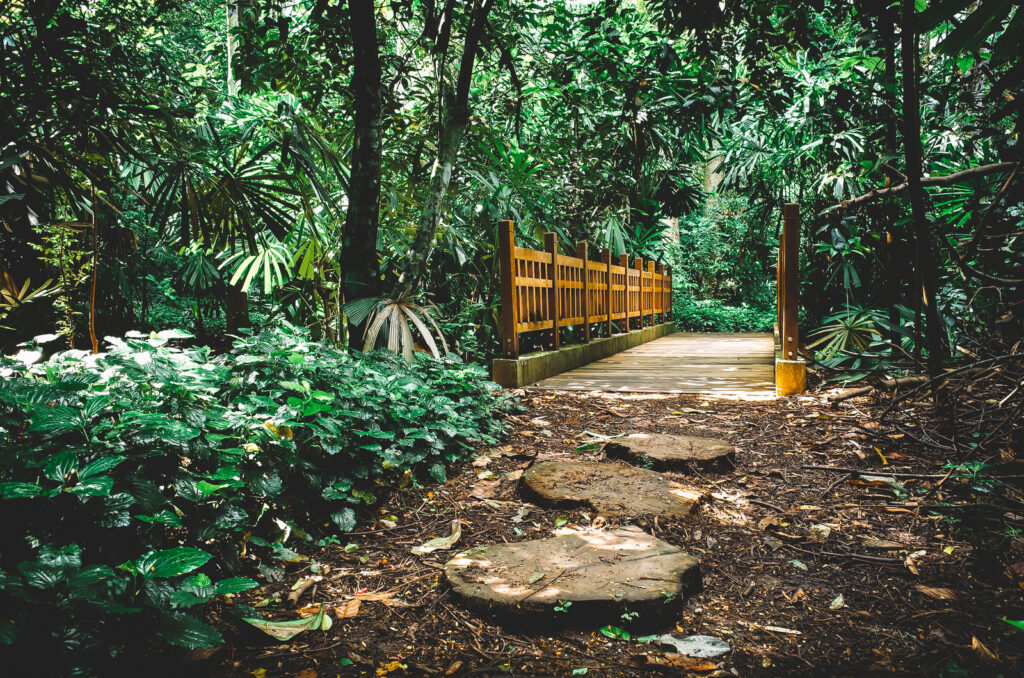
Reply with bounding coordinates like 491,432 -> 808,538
342,0 -> 384,342
396,0 -> 495,299
900,0 -> 945,375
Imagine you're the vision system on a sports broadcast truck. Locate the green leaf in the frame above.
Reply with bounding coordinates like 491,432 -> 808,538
1005,619 -> 1024,632
242,606 -> 332,642
136,547 -> 212,578
330,508 -> 357,532
0,482 -> 46,499
214,577 -> 259,594
79,455 -> 128,479
66,475 -> 114,496
427,463 -> 446,483
158,613 -> 224,649
196,480 -> 230,496
44,451 -> 78,483
599,625 -> 630,641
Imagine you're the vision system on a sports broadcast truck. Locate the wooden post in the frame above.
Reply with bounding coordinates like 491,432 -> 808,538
601,248 -> 612,337
647,260 -> 656,327
546,232 -> 560,349
577,241 -> 590,343
778,202 -> 805,395
781,204 -> 800,359
665,265 -> 672,320
619,253 -> 629,332
655,263 -> 664,323
498,220 -> 519,357
635,257 -> 644,329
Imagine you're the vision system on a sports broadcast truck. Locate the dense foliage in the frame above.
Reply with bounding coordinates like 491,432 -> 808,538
0,326 -> 511,671
2,0 -> 1022,667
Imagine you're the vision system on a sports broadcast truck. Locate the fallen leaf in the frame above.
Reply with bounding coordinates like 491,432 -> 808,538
412,520 -> 462,556
656,634 -> 730,658
914,585 -> 957,600
296,603 -> 322,617
445,660 -> 463,675
470,480 -> 499,500
335,599 -> 361,618
471,455 -> 490,467
972,636 -> 998,664
242,606 -> 332,642
830,593 -> 845,609
789,559 -> 808,571
861,537 -> 905,549
296,670 -> 317,678
643,654 -> 717,670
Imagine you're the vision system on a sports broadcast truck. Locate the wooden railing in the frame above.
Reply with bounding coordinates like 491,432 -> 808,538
498,220 -> 672,357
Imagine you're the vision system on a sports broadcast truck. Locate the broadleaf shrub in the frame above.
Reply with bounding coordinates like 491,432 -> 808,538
673,298 -> 775,333
0,324 -> 513,673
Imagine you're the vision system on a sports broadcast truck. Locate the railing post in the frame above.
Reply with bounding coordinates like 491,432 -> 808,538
577,241 -> 590,343
602,248 -> 612,337
777,202 -> 806,395
666,265 -> 673,320
781,203 -> 800,360
647,260 -> 656,327
635,257 -> 644,329
655,263 -> 664,323
546,232 -> 560,350
498,220 -> 519,357
619,253 -> 629,332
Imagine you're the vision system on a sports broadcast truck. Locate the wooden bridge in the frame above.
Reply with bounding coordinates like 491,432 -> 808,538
491,204 -> 806,397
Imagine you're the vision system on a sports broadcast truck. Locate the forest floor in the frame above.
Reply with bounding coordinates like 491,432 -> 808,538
201,389 -> 1024,678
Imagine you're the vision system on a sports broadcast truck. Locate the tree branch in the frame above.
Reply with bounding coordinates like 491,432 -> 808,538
830,161 -> 1019,212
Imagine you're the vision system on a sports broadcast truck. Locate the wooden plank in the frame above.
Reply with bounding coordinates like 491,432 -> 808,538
529,332 -> 778,395
514,247 -> 551,263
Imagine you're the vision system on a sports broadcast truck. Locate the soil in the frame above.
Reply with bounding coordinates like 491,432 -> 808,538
197,390 -> 1024,677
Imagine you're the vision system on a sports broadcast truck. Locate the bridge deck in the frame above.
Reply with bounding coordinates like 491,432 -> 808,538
531,332 -> 776,396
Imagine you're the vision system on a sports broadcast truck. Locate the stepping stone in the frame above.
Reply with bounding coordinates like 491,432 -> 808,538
445,526 -> 700,621
605,433 -> 734,471
521,461 -> 704,518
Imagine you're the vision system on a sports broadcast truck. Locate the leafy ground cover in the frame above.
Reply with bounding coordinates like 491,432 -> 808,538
0,326 -> 513,674
180,390 -> 1022,677
674,298 -> 775,333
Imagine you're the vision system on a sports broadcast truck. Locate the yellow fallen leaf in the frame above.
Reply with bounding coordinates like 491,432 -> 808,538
944,546 -> 955,554
376,661 -> 408,676
335,599 -> 361,619
914,585 -> 957,600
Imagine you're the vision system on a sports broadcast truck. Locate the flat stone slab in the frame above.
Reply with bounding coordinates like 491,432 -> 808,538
521,461 -> 705,518
605,433 -> 734,471
445,526 -> 700,620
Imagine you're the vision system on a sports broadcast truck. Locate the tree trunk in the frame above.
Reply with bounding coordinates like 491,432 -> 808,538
342,0 -> 384,343
225,283 -> 249,334
397,0 -> 494,299
900,0 -> 944,376
882,15 -> 902,347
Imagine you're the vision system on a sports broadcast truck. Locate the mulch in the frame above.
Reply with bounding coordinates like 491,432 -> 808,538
193,389 -> 1024,677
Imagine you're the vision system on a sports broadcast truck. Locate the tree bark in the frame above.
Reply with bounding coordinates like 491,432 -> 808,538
396,0 -> 494,299
900,0 -> 944,376
342,0 -> 384,342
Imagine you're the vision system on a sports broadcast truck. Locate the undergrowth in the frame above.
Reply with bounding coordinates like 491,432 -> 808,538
673,298 -> 775,333
0,324 -> 513,674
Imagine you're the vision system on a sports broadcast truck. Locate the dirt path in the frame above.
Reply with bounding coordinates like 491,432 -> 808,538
207,391 -> 1024,677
